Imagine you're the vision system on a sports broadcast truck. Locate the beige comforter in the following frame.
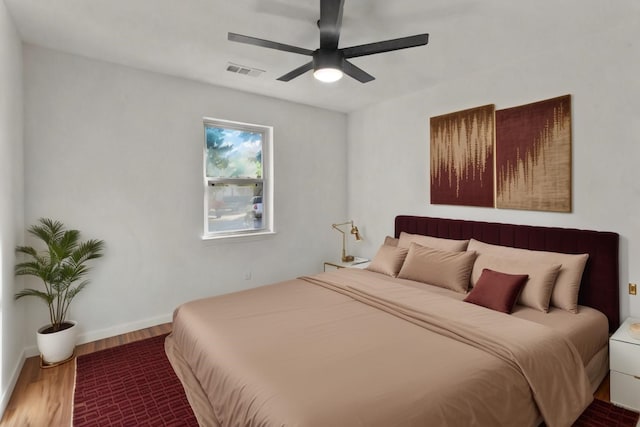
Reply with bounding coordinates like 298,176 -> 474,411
168,269 -> 592,427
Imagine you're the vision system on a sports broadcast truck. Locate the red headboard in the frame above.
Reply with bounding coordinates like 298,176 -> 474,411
395,216 -> 620,332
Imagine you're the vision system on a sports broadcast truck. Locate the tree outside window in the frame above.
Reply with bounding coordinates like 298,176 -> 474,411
203,118 -> 272,238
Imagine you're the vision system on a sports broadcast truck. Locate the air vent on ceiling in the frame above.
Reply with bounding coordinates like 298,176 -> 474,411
226,62 -> 265,78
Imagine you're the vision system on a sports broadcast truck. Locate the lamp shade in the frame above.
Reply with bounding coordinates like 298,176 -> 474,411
351,225 -> 362,241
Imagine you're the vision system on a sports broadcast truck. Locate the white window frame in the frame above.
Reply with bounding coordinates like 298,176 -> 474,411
202,117 -> 274,240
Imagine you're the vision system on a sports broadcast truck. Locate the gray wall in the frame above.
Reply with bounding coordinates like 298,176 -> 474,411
0,0 -> 24,414
22,45 -> 348,352
347,2 -> 640,320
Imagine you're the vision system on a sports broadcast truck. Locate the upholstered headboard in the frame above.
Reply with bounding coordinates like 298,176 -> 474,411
395,216 -> 620,332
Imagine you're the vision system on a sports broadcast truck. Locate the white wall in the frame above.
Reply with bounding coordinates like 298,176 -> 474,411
22,45 -> 347,349
348,4 -> 640,321
0,0 -> 24,415
13,0 -> 639,364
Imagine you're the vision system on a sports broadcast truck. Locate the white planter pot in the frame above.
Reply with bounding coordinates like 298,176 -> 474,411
37,320 -> 78,364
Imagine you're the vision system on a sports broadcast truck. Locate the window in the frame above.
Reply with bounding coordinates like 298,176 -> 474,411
203,118 -> 273,238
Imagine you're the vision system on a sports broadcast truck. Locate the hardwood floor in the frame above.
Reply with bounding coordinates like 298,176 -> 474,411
0,323 -> 172,427
594,373 -> 610,402
0,321 -> 611,427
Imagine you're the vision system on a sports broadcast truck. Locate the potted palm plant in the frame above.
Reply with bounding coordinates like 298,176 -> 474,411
15,218 -> 105,366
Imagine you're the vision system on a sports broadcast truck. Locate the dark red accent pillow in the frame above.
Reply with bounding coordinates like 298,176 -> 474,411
464,268 -> 528,314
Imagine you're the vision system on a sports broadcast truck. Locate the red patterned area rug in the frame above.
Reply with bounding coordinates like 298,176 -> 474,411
573,398 -> 639,427
73,334 -> 198,426
73,333 -> 639,427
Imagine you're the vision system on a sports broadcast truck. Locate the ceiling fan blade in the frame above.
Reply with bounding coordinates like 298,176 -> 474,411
342,60 -> 375,83
342,34 -> 429,59
319,0 -> 344,50
277,62 -> 314,81
228,32 -> 314,56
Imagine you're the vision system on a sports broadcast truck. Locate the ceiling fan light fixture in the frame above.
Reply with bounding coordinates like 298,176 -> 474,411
228,0 -> 429,84
313,67 -> 343,83
312,49 -> 344,83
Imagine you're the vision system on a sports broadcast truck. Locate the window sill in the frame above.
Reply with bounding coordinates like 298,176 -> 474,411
201,230 -> 276,244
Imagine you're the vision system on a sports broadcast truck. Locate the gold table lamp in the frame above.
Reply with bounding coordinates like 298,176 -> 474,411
332,220 -> 362,262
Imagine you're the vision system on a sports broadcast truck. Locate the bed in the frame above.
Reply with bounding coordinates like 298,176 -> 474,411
166,216 -> 619,427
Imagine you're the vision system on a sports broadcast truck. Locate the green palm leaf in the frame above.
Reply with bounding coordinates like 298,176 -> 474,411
15,288 -> 54,304
66,280 -> 89,300
14,218 -> 104,330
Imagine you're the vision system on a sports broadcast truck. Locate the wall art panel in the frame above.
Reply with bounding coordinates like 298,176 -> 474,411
430,104 -> 495,207
495,95 -> 572,212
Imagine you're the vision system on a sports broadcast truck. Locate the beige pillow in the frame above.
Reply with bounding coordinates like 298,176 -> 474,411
467,239 -> 589,313
471,253 -> 561,312
366,245 -> 409,277
397,243 -> 477,293
383,235 -> 399,247
398,232 -> 469,252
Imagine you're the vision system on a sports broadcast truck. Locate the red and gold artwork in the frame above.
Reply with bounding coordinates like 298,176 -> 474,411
430,104 -> 495,207
495,95 -> 572,212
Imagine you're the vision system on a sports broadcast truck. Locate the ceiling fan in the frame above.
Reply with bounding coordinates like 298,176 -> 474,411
228,0 -> 429,83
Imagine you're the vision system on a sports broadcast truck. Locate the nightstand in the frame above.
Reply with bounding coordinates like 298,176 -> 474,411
323,257 -> 370,272
610,317 -> 640,411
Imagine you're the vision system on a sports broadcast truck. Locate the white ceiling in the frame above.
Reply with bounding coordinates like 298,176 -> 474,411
4,0 -> 632,112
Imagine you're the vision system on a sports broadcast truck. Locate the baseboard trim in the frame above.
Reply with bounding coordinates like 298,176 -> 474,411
24,313 -> 173,358
0,349 -> 26,420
